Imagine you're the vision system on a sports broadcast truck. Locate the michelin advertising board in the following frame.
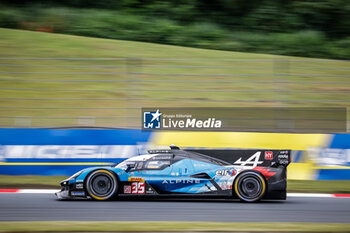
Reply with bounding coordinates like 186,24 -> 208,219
0,128 -> 349,180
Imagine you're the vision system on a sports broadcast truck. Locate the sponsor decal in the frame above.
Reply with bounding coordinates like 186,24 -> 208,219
75,183 -> 83,189
153,155 -> 172,160
71,191 -> 85,196
265,151 -> 273,160
216,169 -> 236,176
219,182 -> 232,190
128,177 -> 145,182
278,154 -> 288,159
124,185 -> 131,194
131,182 -> 145,194
148,149 -> 172,154
146,187 -> 155,194
277,154 -> 289,165
162,179 -> 200,184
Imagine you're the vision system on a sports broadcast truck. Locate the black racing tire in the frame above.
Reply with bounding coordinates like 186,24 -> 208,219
86,169 -> 118,201
234,171 -> 266,202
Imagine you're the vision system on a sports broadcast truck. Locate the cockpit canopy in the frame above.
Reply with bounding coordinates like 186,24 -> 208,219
115,154 -> 172,171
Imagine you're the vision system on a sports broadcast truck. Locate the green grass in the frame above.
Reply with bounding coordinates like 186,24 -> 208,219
0,221 -> 349,232
288,180 -> 350,194
1,175 -> 350,193
0,28 -> 349,128
0,175 -> 64,189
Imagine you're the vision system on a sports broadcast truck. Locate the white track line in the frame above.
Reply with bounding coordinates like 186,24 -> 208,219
287,193 -> 334,198
17,189 -> 58,193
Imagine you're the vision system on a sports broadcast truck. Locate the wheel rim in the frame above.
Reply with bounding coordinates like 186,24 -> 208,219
240,176 -> 261,199
91,174 -> 112,196
87,170 -> 117,200
236,173 -> 265,202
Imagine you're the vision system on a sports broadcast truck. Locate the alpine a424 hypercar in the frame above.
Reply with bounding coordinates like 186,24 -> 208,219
56,145 -> 291,202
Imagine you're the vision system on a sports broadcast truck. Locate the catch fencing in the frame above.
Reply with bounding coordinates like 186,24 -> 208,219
0,57 -> 349,132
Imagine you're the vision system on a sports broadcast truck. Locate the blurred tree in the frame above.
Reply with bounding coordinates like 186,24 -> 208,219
1,0 -> 349,58
292,0 -> 350,37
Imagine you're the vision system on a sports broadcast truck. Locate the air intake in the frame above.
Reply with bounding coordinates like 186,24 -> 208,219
170,144 -> 180,150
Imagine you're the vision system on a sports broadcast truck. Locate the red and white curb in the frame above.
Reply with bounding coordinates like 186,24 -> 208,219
0,189 -> 350,198
287,193 -> 350,198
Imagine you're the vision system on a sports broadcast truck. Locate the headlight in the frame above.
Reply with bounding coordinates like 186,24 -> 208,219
69,171 -> 83,180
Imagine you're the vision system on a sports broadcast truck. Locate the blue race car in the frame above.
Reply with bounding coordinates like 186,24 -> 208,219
56,145 -> 290,202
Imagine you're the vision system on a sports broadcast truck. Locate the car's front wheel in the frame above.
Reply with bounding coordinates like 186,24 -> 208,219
86,170 -> 118,201
234,171 -> 266,202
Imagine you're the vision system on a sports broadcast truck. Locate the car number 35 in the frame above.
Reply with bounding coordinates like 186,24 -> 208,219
131,182 -> 145,194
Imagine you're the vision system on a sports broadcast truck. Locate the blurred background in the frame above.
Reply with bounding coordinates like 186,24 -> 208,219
0,0 -> 349,187
0,0 -> 349,129
1,0 -> 350,58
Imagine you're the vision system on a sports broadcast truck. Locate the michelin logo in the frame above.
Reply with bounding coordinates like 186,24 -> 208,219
143,109 -> 162,129
0,145 -> 144,159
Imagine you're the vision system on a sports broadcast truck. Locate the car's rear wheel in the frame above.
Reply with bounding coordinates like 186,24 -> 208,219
86,170 -> 118,201
234,171 -> 266,202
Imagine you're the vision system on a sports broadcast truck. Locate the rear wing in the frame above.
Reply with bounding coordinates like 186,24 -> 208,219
186,149 -> 291,168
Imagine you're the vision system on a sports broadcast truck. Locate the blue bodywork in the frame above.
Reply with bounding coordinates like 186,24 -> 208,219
56,147 -> 289,200
64,156 -> 236,195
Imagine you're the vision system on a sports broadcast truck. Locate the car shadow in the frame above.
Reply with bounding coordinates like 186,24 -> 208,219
56,196 -> 286,204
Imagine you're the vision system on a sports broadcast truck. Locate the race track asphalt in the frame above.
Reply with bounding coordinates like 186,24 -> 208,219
0,193 -> 349,222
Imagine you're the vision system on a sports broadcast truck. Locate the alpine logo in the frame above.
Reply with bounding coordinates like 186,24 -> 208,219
162,179 -> 200,184
233,152 -> 263,167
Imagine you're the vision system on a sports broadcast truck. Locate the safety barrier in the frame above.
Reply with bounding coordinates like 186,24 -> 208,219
0,129 -> 349,179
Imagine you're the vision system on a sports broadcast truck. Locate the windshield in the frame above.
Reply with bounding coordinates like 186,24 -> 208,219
115,154 -> 155,170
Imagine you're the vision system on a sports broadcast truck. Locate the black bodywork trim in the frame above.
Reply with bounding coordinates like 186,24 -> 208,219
264,166 -> 287,200
190,173 -> 211,179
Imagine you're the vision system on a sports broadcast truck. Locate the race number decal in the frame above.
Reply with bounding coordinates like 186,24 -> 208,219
233,152 -> 263,167
131,182 -> 145,194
